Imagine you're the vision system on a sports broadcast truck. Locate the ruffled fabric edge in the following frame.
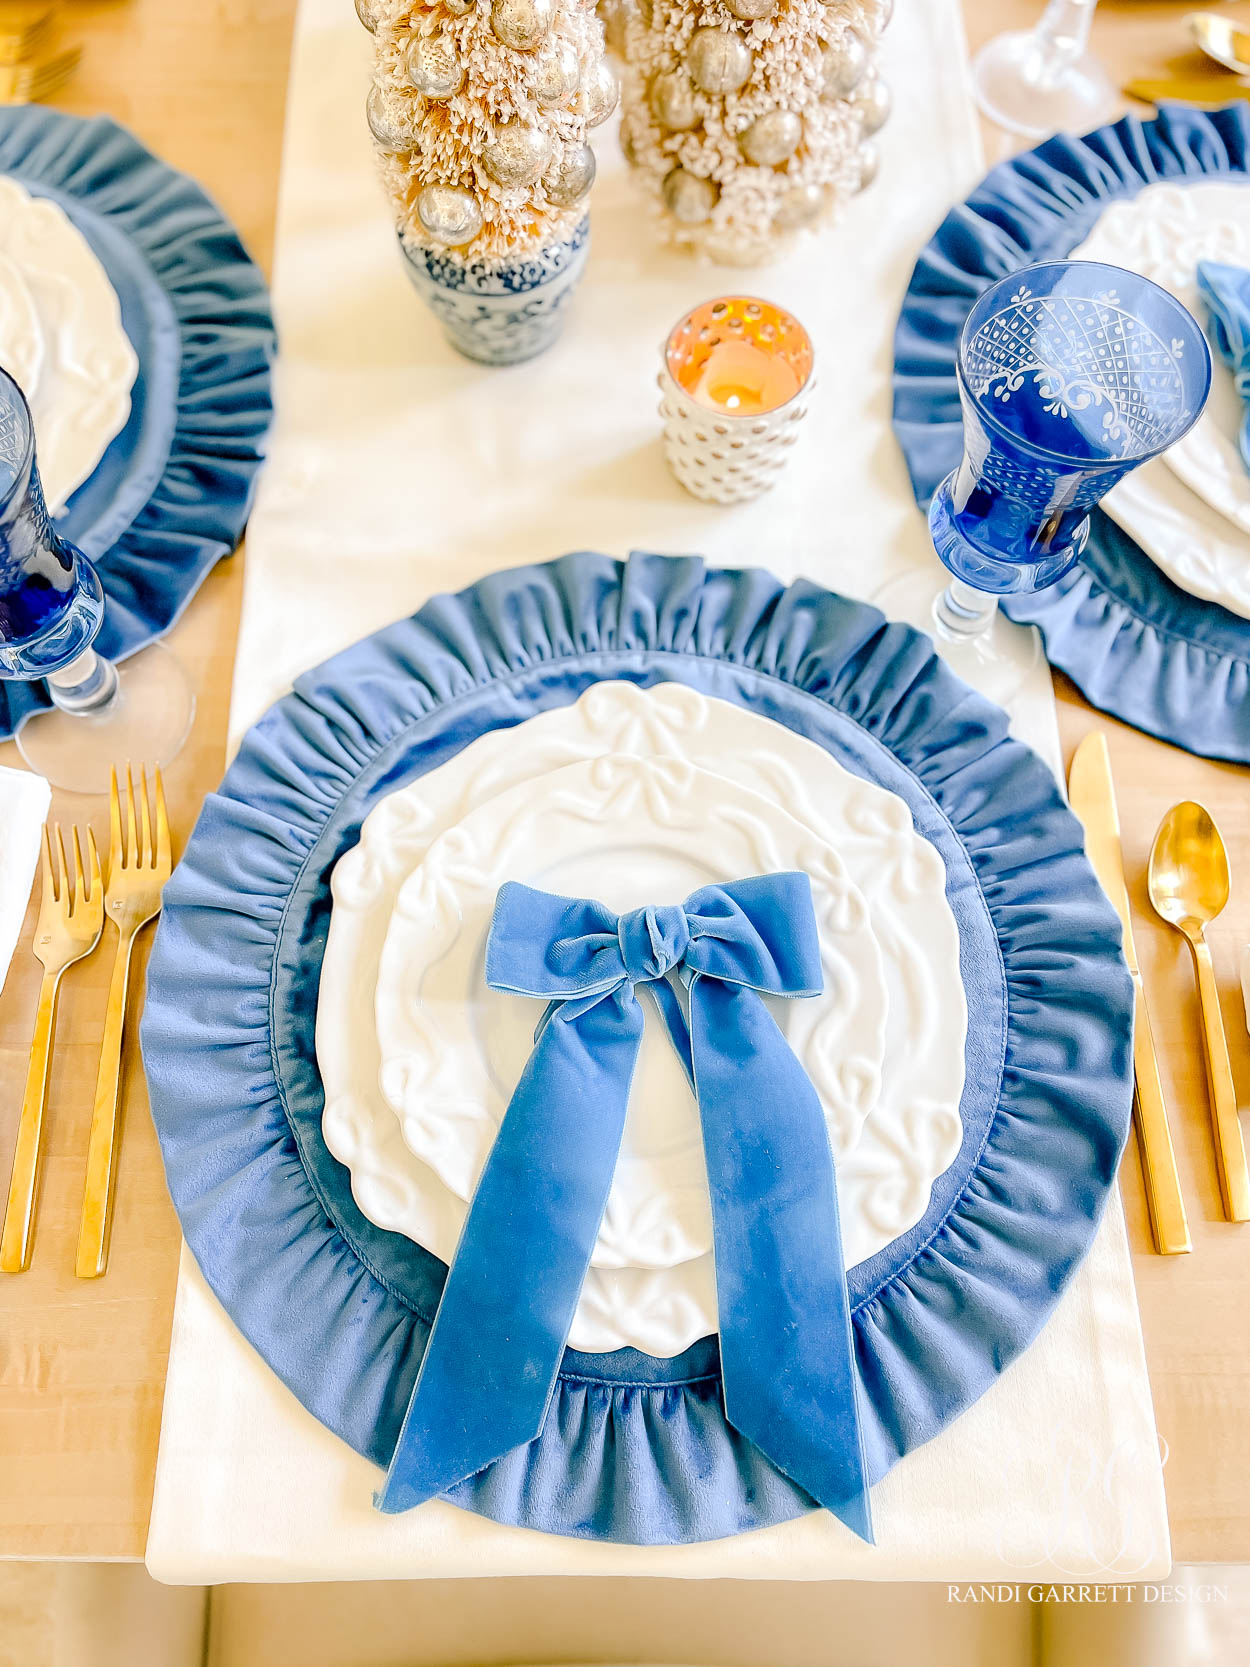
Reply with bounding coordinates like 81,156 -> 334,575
892,100 -> 1250,763
0,106 -> 275,739
140,552 -> 1133,1544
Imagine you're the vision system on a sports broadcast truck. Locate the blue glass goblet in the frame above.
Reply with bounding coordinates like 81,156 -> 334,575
930,259 -> 1212,649
0,367 -> 193,793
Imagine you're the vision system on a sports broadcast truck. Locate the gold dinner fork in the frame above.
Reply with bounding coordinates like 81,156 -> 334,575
1,824 -> 103,1273
0,43 -> 81,103
76,766 -> 171,1279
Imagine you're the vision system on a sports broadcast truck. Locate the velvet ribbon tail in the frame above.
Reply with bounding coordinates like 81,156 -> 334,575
375,986 -> 641,1514
689,975 -> 874,1544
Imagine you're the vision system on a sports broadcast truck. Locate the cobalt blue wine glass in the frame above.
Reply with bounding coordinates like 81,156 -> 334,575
0,367 -> 193,792
930,260 -> 1212,650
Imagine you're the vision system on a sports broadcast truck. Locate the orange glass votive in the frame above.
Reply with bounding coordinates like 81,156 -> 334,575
658,296 -> 815,505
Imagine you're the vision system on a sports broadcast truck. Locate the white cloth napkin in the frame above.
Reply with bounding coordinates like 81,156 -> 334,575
144,0 -> 1169,1583
0,764 -> 50,998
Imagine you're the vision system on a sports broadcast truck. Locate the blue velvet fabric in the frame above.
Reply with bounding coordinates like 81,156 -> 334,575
140,552 -> 1133,1545
1197,261 -> 1250,469
379,876 -> 872,1543
893,102 -> 1250,762
0,106 -> 275,738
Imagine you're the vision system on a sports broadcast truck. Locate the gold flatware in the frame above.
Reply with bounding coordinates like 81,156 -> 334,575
1068,736 -> 1191,1255
1,824 -> 103,1273
0,2 -> 55,40
1148,801 -> 1250,1224
1123,76 -> 1250,108
75,766 -> 171,1279
1188,10 -> 1250,76
0,1 -> 56,23
0,9 -> 53,68
0,44 -> 81,104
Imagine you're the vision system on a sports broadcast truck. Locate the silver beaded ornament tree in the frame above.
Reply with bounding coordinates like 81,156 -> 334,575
619,0 -> 892,264
357,0 -> 617,265
355,0 -> 617,362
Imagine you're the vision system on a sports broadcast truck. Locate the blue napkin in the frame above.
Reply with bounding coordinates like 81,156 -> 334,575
376,874 -> 874,1542
1196,260 -> 1250,472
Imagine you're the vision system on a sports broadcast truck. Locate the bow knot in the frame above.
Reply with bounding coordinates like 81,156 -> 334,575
379,871 -> 873,1543
617,902 -> 690,985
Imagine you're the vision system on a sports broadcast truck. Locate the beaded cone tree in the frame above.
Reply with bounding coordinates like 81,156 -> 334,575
617,0 -> 892,265
356,0 -> 618,361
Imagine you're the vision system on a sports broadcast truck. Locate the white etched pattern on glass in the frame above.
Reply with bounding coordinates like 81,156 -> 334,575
0,399 -> 24,474
0,397 -> 32,592
964,284 -> 1191,460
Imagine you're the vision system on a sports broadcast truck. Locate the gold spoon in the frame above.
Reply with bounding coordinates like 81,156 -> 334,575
1187,11 -> 1250,77
1148,801 -> 1250,1223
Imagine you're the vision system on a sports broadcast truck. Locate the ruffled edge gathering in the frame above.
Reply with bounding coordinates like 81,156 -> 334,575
0,106 -> 275,738
1002,519 -> 1250,758
141,553 -> 1133,1545
891,101 -> 1250,763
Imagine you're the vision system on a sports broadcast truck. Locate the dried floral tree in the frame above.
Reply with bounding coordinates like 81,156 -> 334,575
358,0 -> 618,265
618,0 -> 892,264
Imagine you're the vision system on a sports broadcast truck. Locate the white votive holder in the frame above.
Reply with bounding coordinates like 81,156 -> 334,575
658,295 -> 815,505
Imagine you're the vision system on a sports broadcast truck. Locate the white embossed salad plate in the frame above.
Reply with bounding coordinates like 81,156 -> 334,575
0,176 -> 138,513
375,753 -> 888,1272
1071,180 -> 1250,612
316,681 -> 967,1355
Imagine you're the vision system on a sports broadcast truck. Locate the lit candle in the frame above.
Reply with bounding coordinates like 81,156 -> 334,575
691,337 -> 803,416
658,296 -> 815,504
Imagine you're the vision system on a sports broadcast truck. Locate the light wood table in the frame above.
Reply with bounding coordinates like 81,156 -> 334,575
1,0 -> 1249,1566
0,0 -> 297,1560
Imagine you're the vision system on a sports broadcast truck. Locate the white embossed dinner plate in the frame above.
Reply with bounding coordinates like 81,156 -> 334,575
1102,453 -> 1250,620
317,682 -> 967,1354
0,176 -> 138,512
1071,180 -> 1250,612
375,753 -> 888,1272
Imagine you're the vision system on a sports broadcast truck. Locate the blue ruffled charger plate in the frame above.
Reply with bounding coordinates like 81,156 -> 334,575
0,106 -> 276,739
141,552 -> 1133,1546
893,103 -> 1250,763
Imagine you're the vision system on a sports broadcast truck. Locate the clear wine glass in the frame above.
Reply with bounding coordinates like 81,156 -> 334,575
0,367 -> 194,794
972,0 -> 1115,141
929,260 -> 1211,657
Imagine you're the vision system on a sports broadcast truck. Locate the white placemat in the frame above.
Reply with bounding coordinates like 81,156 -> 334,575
145,0 -> 1168,1582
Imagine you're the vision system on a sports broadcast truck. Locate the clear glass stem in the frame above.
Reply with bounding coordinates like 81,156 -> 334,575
1030,0 -> 1099,86
45,648 -> 120,717
933,578 -> 999,643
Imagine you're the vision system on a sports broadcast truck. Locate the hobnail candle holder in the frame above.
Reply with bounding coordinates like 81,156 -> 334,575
658,296 -> 814,505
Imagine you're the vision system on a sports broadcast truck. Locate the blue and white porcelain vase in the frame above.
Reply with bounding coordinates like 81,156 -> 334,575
400,218 -> 590,367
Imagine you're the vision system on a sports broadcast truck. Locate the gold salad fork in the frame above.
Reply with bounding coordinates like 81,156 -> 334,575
76,766 -> 171,1279
0,43 -> 81,103
1,824 -> 102,1273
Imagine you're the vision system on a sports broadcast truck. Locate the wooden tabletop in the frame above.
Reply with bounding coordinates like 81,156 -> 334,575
2,0 -> 1249,1564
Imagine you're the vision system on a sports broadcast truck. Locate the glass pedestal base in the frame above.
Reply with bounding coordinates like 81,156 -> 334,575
16,642 -> 195,795
971,28 -> 1115,141
873,565 -> 1043,706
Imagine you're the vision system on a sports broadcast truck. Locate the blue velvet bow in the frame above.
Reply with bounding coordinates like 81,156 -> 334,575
1197,260 -> 1250,472
376,872 -> 873,1542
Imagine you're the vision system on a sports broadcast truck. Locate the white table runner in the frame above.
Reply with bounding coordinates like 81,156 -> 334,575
145,0 -> 1169,1582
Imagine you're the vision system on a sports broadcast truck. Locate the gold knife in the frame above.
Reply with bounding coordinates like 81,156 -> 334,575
1069,733 -> 1192,1255
1124,77 -> 1250,108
